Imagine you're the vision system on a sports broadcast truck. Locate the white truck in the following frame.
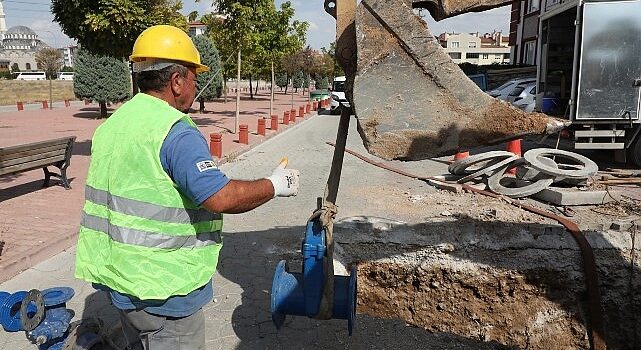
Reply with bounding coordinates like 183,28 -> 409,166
330,76 -> 350,115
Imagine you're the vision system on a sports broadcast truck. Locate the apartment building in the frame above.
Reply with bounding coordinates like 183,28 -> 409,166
58,45 -> 78,68
438,31 -> 511,65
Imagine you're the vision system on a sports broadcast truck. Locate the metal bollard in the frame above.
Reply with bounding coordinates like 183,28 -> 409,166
258,118 -> 266,136
239,124 -> 249,145
210,133 -> 222,159
271,115 -> 279,131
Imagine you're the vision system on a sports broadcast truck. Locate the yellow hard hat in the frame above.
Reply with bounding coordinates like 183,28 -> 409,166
130,25 -> 209,73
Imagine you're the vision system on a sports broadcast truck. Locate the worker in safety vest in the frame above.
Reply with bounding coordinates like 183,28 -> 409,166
74,25 -> 299,349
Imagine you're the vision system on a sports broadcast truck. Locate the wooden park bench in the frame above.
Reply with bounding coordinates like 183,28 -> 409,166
0,136 -> 76,190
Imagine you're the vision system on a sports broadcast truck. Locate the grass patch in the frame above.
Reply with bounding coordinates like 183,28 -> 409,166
0,80 -> 76,105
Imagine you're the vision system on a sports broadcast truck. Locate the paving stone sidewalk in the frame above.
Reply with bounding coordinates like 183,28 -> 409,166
0,90 -> 319,284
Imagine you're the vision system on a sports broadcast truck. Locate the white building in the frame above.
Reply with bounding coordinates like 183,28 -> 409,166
438,31 -> 511,65
58,45 -> 77,67
0,0 -> 50,71
188,21 -> 207,36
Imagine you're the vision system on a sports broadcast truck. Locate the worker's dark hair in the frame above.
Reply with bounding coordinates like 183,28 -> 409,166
137,64 -> 189,93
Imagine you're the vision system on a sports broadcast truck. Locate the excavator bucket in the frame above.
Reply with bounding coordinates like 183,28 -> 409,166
340,0 -> 565,160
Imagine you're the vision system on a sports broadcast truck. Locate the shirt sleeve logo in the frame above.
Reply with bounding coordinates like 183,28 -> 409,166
196,160 -> 218,172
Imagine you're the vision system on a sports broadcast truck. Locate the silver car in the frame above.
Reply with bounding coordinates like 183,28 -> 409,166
512,83 -> 537,112
487,77 -> 536,101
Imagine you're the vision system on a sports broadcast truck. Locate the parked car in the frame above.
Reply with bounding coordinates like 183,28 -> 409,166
487,77 -> 536,100
15,71 -> 46,81
512,83 -> 537,112
330,76 -> 350,115
57,72 -> 74,81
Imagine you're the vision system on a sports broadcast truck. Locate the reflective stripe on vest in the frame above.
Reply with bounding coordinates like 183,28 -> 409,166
81,213 -> 222,249
84,185 -> 220,224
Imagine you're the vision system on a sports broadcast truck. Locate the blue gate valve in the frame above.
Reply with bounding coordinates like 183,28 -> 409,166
271,217 -> 357,334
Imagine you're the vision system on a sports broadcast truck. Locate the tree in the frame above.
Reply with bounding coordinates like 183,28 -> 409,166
292,71 -> 304,93
275,73 -> 288,91
35,48 -> 63,110
51,0 -> 187,59
74,49 -> 131,118
321,41 -> 344,79
188,10 -> 199,22
192,35 -> 223,113
315,76 -> 329,90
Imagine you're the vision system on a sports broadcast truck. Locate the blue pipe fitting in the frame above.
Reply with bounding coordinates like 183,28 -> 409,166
41,287 -> 74,307
27,306 -> 74,346
0,291 -> 37,332
271,218 -> 357,334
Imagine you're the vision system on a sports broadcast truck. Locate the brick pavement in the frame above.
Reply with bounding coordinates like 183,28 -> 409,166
0,90 -> 321,283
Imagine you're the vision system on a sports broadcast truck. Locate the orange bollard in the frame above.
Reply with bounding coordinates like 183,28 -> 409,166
16,101 -> 23,111
290,109 -> 297,123
271,115 -> 279,131
313,101 -> 318,111
283,111 -> 290,125
506,139 -> 522,175
210,133 -> 222,159
85,100 -> 90,105
258,118 -> 266,136
299,106 -> 305,118
239,124 -> 249,144
306,103 -> 311,114
454,151 -> 470,161
42,100 -> 48,109
64,99 -> 70,107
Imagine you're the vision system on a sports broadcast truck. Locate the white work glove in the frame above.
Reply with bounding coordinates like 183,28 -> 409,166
267,157 -> 300,198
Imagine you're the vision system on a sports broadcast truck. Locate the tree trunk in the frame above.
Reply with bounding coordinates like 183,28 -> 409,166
100,102 -> 108,118
49,78 -> 53,110
199,98 -> 205,114
223,76 -> 228,103
254,79 -> 259,96
249,74 -> 254,100
270,61 -> 274,117
235,50 -> 241,134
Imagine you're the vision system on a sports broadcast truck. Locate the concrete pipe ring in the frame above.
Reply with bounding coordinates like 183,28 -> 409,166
524,149 -> 598,179
449,151 -> 519,175
487,158 -> 555,198
457,155 -> 518,183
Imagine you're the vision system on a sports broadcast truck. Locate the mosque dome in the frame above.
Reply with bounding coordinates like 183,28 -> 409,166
6,26 -> 36,36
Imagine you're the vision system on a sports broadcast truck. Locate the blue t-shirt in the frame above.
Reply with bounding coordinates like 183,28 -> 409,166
99,121 -> 230,317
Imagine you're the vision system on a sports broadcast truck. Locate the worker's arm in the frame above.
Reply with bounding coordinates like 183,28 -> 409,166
202,159 -> 300,214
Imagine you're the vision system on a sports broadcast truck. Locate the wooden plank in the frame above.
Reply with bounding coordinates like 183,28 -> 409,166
0,155 -> 66,176
0,144 -> 68,162
0,137 -> 73,155
0,149 -> 66,167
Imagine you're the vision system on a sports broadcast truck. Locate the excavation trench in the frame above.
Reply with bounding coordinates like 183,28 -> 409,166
332,216 -> 640,349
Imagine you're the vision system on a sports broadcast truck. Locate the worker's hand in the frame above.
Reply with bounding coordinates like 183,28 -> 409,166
267,157 -> 300,198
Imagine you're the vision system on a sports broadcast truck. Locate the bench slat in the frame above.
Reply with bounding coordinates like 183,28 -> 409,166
0,144 -> 69,162
0,137 -> 73,156
0,155 -> 67,176
0,149 -> 67,168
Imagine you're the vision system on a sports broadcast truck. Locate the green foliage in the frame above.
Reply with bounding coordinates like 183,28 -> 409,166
321,41 -> 344,77
275,73 -> 288,88
458,62 -> 479,75
11,64 -> 19,72
292,70 -> 304,89
303,74 -> 310,89
192,35 -> 223,101
0,71 -> 14,80
315,76 -> 329,89
74,49 -> 131,117
51,0 -> 187,58
35,48 -> 63,79
188,11 -> 199,22
61,66 -> 74,72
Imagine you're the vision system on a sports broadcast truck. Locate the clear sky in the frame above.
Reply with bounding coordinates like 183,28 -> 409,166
1,0 -> 510,50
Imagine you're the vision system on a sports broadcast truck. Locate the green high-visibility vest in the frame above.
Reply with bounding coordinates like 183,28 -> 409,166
75,93 -> 223,300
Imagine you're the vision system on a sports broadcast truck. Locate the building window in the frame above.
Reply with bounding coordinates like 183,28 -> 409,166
527,0 -> 539,13
448,52 -> 462,59
524,41 -> 536,65
482,54 -> 489,59
466,53 -> 480,59
26,63 -> 31,70
468,42 -> 477,48
450,41 -> 460,48
504,53 -> 511,59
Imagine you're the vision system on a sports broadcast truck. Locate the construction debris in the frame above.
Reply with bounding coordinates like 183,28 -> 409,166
450,149 -> 599,199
